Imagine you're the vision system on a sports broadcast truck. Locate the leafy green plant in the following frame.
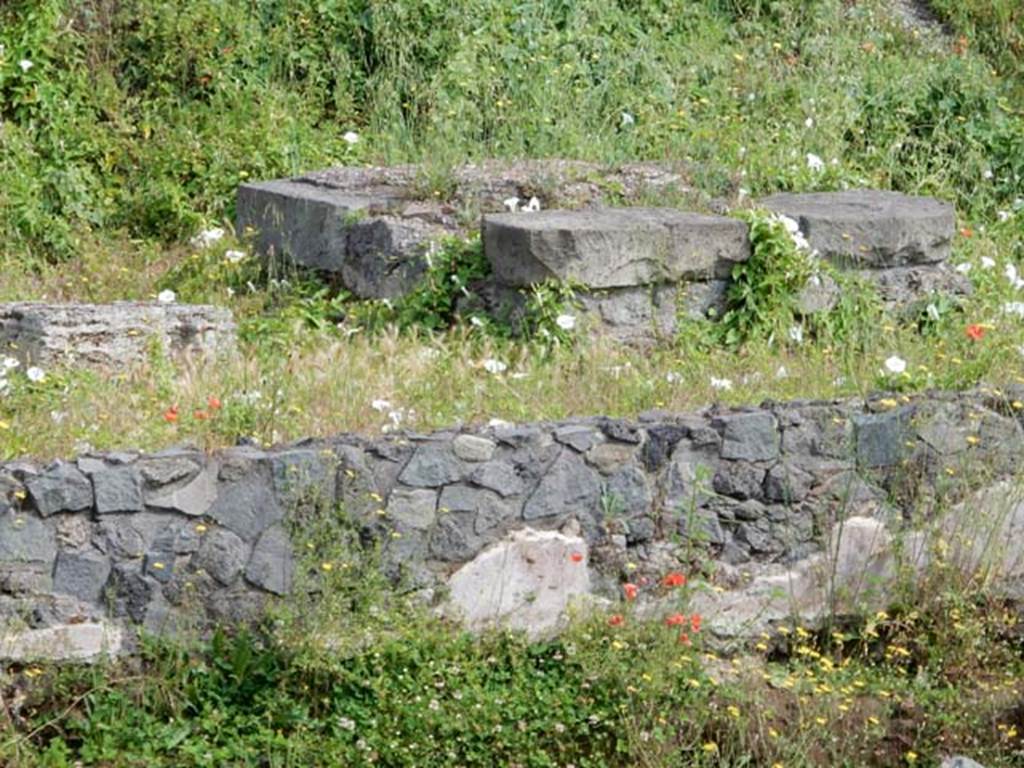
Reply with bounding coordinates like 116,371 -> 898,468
719,211 -> 815,347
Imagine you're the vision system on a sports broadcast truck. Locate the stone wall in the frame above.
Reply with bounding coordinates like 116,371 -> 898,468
2,387 -> 1022,660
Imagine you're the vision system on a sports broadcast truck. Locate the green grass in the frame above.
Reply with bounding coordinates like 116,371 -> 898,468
1,0 -> 1022,266
3,2 -> 1024,764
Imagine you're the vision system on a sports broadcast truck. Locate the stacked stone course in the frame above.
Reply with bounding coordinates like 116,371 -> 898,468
2,388 -> 1022,659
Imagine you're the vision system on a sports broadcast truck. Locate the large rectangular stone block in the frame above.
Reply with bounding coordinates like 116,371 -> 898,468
484,208 -> 750,288
759,190 -> 955,268
0,302 -> 236,370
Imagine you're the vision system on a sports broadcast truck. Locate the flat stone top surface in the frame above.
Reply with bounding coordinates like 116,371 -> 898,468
2,300 -> 231,314
759,189 -> 953,221
484,207 -> 749,288
758,189 -> 955,268
484,207 -> 730,232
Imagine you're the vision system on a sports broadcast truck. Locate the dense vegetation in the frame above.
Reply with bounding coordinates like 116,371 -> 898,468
1,0 -> 1021,263
2,1 -> 1024,764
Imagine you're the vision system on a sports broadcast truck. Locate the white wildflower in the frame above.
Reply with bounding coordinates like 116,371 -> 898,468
2,357 -> 19,370
1006,263 -> 1024,290
709,377 -> 733,391
555,313 -> 576,331
620,111 -> 635,127
18,59 -> 32,73
954,262 -> 971,274
342,131 -> 360,145
665,371 -> 683,384
157,289 -> 176,304
523,196 -> 541,213
337,717 -> 356,732
470,316 -> 485,328
804,117 -> 814,128
788,325 -> 804,344
998,210 -> 1011,223
503,197 -> 520,213
806,153 -> 825,173
926,303 -> 940,322
225,249 -> 246,263
487,418 -> 512,428
26,366 -> 45,383
981,256 -> 996,270
775,365 -> 789,380
191,227 -> 225,248
983,169 -> 994,180
482,358 -> 507,375
883,356 -> 907,375
1003,302 -> 1024,318
370,399 -> 392,412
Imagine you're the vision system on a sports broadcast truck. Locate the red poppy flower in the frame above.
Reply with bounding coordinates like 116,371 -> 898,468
608,614 -> 625,627
678,632 -> 691,646
623,583 -> 638,601
663,572 -> 687,588
690,614 -> 703,633
665,613 -> 687,627
569,552 -> 584,563
959,227 -> 973,238
162,405 -> 179,423
966,324 -> 985,341
207,396 -> 222,410
193,410 -> 209,421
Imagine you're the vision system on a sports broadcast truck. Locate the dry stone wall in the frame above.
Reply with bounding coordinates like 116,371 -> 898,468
2,387 -> 1022,660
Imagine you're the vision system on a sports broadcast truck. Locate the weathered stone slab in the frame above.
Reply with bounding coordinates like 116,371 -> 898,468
0,302 -> 236,369
759,190 -> 955,268
236,179 -> 404,276
0,622 -> 123,662
484,208 -> 749,288
445,528 -> 593,637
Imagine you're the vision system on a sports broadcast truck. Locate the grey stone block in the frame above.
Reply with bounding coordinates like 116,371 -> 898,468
399,444 -> 466,488
452,435 -> 496,463
53,550 -> 111,603
146,466 -> 217,517
209,451 -> 283,541
0,513 -> 57,564
236,179 -> 393,273
716,412 -> 780,462
523,453 -> 602,521
759,190 -> 955,268
88,464 -> 145,514
342,216 -> 442,299
713,462 -> 767,501
236,180 -> 444,299
193,529 -> 249,586
577,284 -> 679,342
469,462 -> 525,498
429,511 -> 487,562
26,461 -> 93,517
854,409 -> 911,468
387,488 -> 438,530
484,208 -> 749,288
244,525 -> 294,596
0,302 -> 236,370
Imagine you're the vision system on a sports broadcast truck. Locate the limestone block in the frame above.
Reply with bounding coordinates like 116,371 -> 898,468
446,528 -> 593,637
484,208 -> 749,288
0,302 -> 236,369
759,190 -> 955,268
